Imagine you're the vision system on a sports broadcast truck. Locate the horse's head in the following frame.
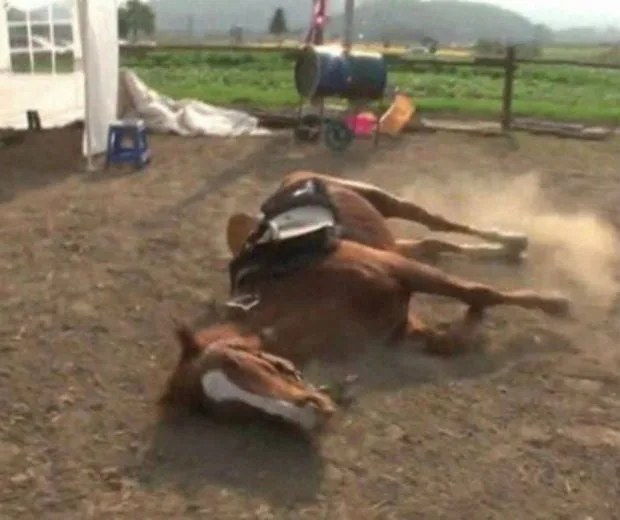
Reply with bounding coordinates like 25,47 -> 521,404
160,179 -> 342,430
158,325 -> 336,432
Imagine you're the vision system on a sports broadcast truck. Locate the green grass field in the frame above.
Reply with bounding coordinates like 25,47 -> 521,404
121,49 -> 620,123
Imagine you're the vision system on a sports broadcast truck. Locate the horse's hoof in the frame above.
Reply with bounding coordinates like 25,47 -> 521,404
501,234 -> 529,258
485,229 -> 528,255
503,248 -> 527,265
543,295 -> 571,318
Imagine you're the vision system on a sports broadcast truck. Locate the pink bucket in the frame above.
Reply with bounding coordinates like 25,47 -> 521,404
345,113 -> 377,137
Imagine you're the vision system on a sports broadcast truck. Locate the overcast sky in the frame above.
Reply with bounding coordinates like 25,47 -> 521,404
460,0 -> 620,28
6,0 -> 132,8
340,0 -> 620,28
7,0 -> 620,29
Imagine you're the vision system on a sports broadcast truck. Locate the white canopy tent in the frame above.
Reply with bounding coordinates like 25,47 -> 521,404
1,0 -> 118,169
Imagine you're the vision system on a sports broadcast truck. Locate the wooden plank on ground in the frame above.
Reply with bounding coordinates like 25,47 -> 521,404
250,109 -> 614,141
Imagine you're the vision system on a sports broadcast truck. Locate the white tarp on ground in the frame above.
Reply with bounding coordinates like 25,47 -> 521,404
118,68 -> 270,137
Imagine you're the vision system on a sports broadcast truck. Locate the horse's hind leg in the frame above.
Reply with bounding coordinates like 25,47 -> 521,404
281,172 -> 528,257
396,238 -> 518,264
306,175 -> 486,235
334,179 -> 528,259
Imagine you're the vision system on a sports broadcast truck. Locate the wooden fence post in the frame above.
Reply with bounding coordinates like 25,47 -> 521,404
501,45 -> 517,132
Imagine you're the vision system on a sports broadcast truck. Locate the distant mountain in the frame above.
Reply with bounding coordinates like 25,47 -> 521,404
151,0 -> 542,44
150,0 -> 332,35
329,0 -> 541,44
510,5 -> 620,31
10,0 -> 617,46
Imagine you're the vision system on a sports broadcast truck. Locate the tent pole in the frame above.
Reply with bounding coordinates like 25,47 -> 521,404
79,0 -> 95,171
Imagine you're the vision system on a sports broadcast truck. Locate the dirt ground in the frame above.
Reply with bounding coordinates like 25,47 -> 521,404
1,128 -> 620,519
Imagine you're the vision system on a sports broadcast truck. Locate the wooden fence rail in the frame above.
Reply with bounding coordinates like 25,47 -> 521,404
119,43 -> 620,70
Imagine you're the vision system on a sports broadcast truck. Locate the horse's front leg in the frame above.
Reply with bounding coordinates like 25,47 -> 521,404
400,306 -> 485,357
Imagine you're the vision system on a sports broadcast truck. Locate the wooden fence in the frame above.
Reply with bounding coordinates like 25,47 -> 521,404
120,43 -> 620,135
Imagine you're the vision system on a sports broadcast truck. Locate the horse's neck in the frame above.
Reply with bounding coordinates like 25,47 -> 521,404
195,321 -> 261,351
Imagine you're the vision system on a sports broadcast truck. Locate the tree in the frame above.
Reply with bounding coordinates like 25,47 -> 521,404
118,9 -> 130,40
533,23 -> 554,44
118,0 -> 156,42
268,7 -> 288,39
229,25 -> 244,45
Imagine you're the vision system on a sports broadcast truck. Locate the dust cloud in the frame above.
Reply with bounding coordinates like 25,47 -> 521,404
400,172 -> 620,310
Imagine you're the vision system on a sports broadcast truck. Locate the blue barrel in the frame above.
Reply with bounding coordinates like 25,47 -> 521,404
294,45 -> 388,101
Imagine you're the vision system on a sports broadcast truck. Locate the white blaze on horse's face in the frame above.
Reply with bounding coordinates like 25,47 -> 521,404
200,370 -> 319,431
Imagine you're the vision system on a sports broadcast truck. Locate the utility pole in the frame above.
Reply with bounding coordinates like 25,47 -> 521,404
343,0 -> 354,51
305,0 -> 326,45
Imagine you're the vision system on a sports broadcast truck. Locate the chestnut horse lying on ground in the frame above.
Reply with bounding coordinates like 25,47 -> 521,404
160,174 -> 568,434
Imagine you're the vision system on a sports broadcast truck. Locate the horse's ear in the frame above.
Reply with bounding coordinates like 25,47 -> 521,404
175,325 -> 200,361
226,212 -> 259,256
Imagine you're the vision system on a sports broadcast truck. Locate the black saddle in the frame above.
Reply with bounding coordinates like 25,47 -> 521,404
229,178 -> 341,292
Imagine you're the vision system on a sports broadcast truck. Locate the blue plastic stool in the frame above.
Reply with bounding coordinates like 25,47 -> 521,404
105,119 -> 151,169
